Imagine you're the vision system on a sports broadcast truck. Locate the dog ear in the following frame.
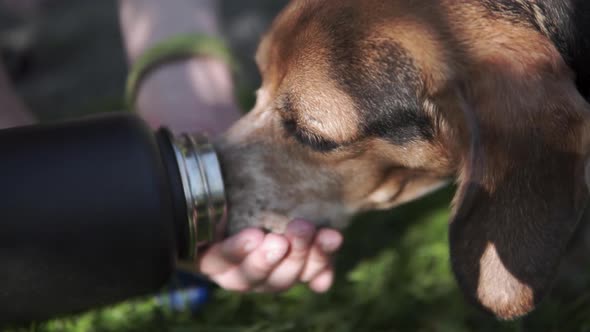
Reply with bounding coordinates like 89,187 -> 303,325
446,59 -> 590,320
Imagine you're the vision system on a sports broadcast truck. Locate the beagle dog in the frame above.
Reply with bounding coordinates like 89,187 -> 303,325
216,0 -> 590,321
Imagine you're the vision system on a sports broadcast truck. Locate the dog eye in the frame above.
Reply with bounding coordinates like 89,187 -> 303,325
282,119 -> 340,152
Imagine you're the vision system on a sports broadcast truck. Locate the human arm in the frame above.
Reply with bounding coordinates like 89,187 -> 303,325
118,0 -> 343,293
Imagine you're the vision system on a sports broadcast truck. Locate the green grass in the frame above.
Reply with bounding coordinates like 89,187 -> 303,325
4,74 -> 590,332
3,186 -> 590,331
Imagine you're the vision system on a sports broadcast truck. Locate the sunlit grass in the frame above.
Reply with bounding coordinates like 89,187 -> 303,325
4,185 -> 590,331
3,81 -> 589,332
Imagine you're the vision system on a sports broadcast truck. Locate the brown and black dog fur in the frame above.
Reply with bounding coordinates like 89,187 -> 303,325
216,0 -> 590,321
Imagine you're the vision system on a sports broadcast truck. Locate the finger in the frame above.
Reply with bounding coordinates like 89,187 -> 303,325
263,220 -> 316,292
309,269 -> 334,293
239,233 -> 289,284
209,267 -> 252,292
197,228 -> 264,276
211,234 -> 289,292
300,229 -> 343,282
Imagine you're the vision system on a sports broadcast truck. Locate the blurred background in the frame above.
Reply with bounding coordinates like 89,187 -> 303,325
1,1 -> 590,331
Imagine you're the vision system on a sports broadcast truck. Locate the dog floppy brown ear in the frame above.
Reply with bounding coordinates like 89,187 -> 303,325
447,59 -> 590,320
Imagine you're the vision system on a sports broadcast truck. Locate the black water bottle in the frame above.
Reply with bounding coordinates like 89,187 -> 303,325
0,112 -> 227,323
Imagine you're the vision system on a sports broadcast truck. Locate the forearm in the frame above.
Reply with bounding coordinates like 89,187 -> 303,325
118,0 -> 241,136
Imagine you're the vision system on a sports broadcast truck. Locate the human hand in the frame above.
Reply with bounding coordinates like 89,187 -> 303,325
118,0 -> 344,295
119,0 -> 240,136
197,219 -> 343,293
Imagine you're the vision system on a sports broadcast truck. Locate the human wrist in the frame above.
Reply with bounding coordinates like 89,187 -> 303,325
119,0 -> 222,63
135,57 -> 241,136
118,0 -> 242,136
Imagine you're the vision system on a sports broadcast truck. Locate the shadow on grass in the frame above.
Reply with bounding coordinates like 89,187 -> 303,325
5,184 -> 589,332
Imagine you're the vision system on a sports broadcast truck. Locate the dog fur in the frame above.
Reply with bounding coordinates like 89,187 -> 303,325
216,0 -> 590,321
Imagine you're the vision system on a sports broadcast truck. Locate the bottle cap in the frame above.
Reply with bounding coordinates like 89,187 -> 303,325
169,132 -> 227,260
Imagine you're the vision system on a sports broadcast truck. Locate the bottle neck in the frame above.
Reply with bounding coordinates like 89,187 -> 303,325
156,129 -> 227,261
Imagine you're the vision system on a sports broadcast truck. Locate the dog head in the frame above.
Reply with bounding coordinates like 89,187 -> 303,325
216,0 -> 590,320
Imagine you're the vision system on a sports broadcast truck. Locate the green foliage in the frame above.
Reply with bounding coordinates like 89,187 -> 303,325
5,78 -> 589,332
4,186 -> 590,331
